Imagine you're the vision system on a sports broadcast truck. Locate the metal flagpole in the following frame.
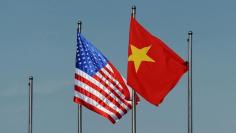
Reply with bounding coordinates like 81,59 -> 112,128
28,76 -> 33,133
77,20 -> 82,133
187,31 -> 193,133
131,5 -> 136,133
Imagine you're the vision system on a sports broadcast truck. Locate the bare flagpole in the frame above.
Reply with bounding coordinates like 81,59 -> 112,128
187,31 -> 193,133
77,20 -> 82,133
131,5 -> 136,133
28,76 -> 33,133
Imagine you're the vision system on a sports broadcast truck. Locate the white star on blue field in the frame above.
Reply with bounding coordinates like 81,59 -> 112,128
0,0 -> 236,133
76,33 -> 108,76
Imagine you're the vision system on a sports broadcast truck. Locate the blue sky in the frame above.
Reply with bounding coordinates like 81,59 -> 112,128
0,0 -> 236,133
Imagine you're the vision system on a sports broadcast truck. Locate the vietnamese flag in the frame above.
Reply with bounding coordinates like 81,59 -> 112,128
127,18 -> 188,106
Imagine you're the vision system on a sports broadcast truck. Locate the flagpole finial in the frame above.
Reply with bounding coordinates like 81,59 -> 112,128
28,75 -> 33,133
77,20 -> 82,33
188,31 -> 193,35
132,5 -> 136,10
29,76 -> 33,80
131,5 -> 136,18
78,20 -> 82,25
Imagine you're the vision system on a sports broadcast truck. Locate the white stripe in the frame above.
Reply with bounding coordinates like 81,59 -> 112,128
75,79 -> 125,115
95,72 -> 126,99
122,77 -> 133,100
96,72 -> 131,111
74,91 -> 118,121
76,70 -> 130,110
100,68 -> 123,89
76,68 -> 126,101
105,64 -> 114,73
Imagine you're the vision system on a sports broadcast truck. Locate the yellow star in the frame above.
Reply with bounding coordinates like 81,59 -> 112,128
128,45 -> 155,72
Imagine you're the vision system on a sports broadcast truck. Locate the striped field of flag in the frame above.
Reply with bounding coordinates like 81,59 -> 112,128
74,33 -> 133,123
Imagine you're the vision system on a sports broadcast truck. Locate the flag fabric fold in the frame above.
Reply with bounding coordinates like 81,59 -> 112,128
74,33 -> 133,124
127,17 -> 188,106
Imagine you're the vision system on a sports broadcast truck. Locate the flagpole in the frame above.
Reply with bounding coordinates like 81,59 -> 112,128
28,76 -> 33,133
77,20 -> 82,133
131,5 -> 136,133
187,31 -> 193,133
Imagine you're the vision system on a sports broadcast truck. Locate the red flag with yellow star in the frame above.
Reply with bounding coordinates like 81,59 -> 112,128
127,18 -> 188,106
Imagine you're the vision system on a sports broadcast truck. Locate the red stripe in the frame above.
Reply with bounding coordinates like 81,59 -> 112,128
98,70 -> 125,95
103,65 -> 114,74
74,96 -> 116,124
107,63 -> 131,100
102,66 -> 125,92
74,85 -> 122,119
105,64 -> 139,103
91,74 -> 132,109
75,74 -> 128,114
102,65 -> 128,97
75,73 -> 131,109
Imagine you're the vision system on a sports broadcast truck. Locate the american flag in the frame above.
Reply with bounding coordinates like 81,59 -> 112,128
74,33 -> 132,123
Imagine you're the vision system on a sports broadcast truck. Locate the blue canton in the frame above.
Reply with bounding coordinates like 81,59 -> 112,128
76,33 -> 109,76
